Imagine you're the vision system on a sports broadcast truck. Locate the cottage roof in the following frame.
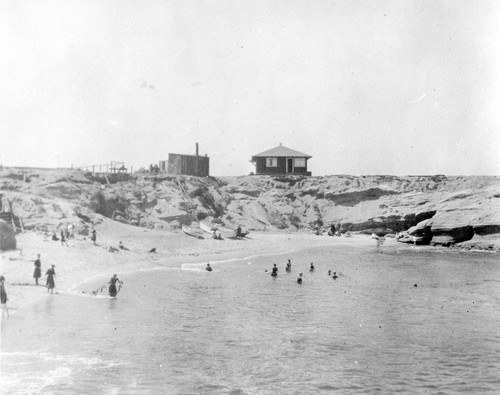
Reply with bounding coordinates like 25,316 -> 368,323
251,144 -> 312,159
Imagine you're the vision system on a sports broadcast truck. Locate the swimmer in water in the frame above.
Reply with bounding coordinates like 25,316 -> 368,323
206,263 -> 212,272
285,259 -> 292,272
309,262 -> 315,272
297,273 -> 303,284
332,272 -> 338,279
271,264 -> 278,277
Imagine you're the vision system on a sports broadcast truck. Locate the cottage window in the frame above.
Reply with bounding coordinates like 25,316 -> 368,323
295,158 -> 306,167
266,157 -> 277,167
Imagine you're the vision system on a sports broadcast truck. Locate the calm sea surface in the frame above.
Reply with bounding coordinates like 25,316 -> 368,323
2,242 -> 500,394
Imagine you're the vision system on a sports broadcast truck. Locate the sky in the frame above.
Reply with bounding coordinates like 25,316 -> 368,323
1,0 -> 499,176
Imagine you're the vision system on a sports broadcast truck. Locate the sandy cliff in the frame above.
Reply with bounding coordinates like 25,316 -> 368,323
1,168 -> 499,249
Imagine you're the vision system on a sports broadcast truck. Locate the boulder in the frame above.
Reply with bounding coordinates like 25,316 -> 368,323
429,211 -> 475,245
0,219 -> 17,251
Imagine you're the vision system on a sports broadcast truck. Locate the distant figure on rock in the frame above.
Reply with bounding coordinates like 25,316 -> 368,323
285,259 -> 292,272
297,273 -> 303,284
119,241 -> 129,251
33,254 -> 42,285
205,263 -> 212,272
46,265 -> 56,294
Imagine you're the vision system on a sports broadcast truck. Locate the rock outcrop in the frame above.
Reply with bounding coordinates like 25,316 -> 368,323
0,219 -> 17,251
1,168 -> 499,250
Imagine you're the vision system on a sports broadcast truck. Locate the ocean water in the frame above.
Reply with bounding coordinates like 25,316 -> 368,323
1,242 -> 500,394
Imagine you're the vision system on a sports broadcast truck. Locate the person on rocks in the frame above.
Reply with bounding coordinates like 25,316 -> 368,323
91,229 -> 97,246
33,254 -> 42,285
60,230 -> 67,246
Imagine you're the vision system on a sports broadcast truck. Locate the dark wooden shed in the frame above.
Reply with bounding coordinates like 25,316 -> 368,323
159,143 -> 210,177
251,144 -> 312,176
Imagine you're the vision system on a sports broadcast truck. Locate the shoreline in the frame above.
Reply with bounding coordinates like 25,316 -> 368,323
0,222 -> 374,315
1,223 -> 496,316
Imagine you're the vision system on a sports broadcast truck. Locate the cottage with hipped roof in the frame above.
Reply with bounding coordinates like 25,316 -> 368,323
250,144 -> 312,176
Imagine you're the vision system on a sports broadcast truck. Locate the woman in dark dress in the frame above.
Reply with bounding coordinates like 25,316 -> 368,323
271,264 -> 278,277
33,254 -> 42,285
46,265 -> 56,293
108,274 -> 122,297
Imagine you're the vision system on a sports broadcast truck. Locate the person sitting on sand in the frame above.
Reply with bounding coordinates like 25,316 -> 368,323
309,262 -> 315,272
285,259 -> 292,272
206,263 -> 212,272
33,254 -> 42,285
118,241 -> 129,251
297,273 -> 303,284
46,265 -> 56,294
108,274 -> 122,297
1,275 -> 9,318
271,264 -> 278,277
332,272 -> 338,280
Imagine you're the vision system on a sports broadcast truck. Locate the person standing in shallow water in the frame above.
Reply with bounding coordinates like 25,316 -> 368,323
46,265 -> 56,293
285,259 -> 292,272
33,254 -> 42,285
297,273 -> 303,284
108,274 -> 122,297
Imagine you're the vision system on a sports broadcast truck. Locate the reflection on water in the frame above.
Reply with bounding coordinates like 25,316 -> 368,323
1,244 -> 500,394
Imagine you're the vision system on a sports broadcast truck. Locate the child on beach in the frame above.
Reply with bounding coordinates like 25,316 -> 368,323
271,264 -> 278,277
33,254 -> 42,285
297,273 -> 303,284
285,259 -> 292,272
91,229 -> 97,245
1,276 -> 9,318
46,265 -> 56,293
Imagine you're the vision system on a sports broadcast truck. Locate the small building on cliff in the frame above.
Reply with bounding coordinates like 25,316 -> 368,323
250,144 -> 312,176
159,143 -> 209,177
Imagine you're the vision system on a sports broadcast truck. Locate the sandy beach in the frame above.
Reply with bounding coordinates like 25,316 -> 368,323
0,218 -> 377,314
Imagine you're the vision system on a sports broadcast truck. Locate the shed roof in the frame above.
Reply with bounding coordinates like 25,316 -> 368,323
252,144 -> 312,159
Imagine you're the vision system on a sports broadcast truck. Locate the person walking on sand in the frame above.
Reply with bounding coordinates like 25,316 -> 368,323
91,229 -> 97,245
46,265 -> 56,294
33,254 -> 42,285
1,276 -> 9,318
297,273 -> 303,284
